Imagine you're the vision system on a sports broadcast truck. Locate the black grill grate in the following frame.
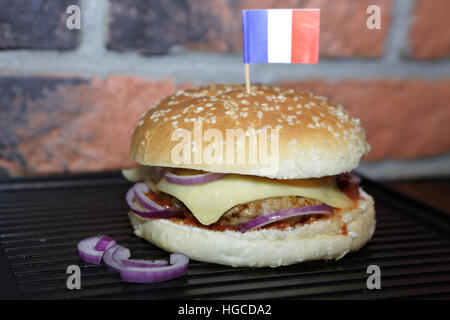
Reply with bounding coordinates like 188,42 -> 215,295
1,172 -> 450,299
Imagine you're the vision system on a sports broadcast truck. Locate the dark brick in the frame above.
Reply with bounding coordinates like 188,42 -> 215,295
0,75 -> 181,178
0,76 -> 88,176
0,0 -> 80,49
107,0 -> 391,57
107,0 -> 190,53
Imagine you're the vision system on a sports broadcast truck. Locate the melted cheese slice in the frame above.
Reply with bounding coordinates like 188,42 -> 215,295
156,174 -> 352,226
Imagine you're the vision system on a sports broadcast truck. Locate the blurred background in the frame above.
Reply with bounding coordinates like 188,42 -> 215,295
0,0 -> 449,210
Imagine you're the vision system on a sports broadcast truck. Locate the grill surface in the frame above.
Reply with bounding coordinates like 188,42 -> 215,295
1,172 -> 450,299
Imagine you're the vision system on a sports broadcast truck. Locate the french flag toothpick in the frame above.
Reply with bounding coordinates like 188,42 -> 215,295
242,9 -> 320,93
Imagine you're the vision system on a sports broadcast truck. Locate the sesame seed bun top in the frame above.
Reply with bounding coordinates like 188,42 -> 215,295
130,84 -> 370,179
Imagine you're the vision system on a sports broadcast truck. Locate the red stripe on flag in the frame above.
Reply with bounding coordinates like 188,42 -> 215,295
291,9 -> 320,64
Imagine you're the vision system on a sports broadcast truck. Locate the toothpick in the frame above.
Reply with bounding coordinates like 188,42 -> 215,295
245,63 -> 251,94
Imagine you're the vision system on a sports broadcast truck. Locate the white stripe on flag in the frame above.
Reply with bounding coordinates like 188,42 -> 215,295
267,9 -> 292,63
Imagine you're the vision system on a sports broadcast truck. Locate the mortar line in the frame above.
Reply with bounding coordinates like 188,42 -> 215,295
383,0 -> 416,64
76,0 -> 108,55
0,0 -> 449,84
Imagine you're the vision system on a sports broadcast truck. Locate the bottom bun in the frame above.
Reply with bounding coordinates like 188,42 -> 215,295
128,189 -> 376,267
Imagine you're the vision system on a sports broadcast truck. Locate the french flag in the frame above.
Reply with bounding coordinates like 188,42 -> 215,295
242,9 -> 320,64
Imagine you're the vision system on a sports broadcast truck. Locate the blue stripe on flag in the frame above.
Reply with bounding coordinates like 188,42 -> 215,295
242,10 -> 268,63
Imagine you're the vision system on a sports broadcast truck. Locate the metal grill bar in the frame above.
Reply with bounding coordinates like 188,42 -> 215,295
1,172 -> 449,299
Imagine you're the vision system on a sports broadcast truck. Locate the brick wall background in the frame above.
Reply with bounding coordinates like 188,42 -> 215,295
0,0 -> 449,180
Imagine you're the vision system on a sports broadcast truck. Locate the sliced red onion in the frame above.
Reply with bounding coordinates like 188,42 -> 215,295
133,183 -> 166,211
104,244 -> 187,283
77,235 -> 116,264
238,205 -> 334,233
78,236 -> 189,283
126,184 -> 184,219
102,245 -> 130,272
122,259 -> 169,268
126,185 -> 154,215
103,244 -> 171,272
94,236 -> 116,251
120,253 -> 189,283
164,170 -> 226,185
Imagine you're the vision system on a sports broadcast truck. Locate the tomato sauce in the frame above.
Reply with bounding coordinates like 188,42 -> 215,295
145,191 -> 176,209
337,174 -> 362,201
172,210 -> 335,232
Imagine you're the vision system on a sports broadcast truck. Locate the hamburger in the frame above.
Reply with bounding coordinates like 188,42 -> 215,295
124,84 -> 375,267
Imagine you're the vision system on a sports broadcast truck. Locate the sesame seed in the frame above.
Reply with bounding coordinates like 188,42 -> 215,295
257,111 -> 263,119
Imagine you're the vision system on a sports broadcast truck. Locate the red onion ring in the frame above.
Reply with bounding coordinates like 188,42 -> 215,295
103,245 -> 130,272
164,170 -> 226,185
94,236 -> 116,251
102,245 -> 171,272
120,253 -> 189,283
122,259 -> 169,268
77,236 -> 189,283
133,183 -> 166,211
126,184 -> 184,219
77,235 -> 116,264
238,205 -> 334,233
